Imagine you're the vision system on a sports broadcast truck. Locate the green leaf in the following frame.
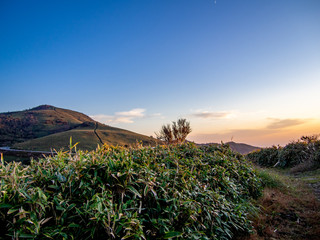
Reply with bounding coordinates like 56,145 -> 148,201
0,203 -> 12,208
127,185 -> 141,198
143,184 -> 149,196
164,231 -> 183,239
18,233 -> 34,238
68,223 -> 80,228
7,208 -> 19,214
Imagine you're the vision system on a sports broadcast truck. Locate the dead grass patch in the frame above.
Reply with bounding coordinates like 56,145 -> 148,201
237,170 -> 320,240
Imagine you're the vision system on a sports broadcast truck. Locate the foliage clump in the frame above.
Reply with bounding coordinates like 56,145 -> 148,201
156,118 -> 191,144
247,135 -> 320,169
0,143 -> 261,239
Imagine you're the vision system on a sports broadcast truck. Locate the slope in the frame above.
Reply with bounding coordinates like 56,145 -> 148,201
0,105 -> 95,146
12,120 -> 159,151
197,141 -> 260,155
226,141 -> 260,155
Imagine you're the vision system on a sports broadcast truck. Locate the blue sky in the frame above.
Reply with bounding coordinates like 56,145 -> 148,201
1,0 -> 320,146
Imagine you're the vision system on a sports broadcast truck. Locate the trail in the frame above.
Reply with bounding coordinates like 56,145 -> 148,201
310,182 -> 320,201
94,122 -> 104,145
0,147 -> 54,155
292,170 -> 320,202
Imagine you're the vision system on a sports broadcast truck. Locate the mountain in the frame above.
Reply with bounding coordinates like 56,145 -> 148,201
0,105 -> 159,151
225,141 -> 260,155
197,141 -> 260,155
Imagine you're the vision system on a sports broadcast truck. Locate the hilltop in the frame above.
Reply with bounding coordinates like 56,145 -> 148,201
0,105 -> 159,151
226,141 -> 260,154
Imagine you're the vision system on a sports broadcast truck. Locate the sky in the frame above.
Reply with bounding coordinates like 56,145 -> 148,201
1,0 -> 320,147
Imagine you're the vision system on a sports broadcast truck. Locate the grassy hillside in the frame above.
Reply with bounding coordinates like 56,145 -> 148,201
226,141 -> 260,155
0,105 -> 94,146
1,105 -> 160,150
13,122 -> 159,151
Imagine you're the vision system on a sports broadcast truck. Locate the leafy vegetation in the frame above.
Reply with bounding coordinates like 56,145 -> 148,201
0,143 -> 261,239
247,135 -> 320,169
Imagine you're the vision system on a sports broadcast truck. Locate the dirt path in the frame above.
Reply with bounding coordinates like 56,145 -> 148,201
241,168 -> 320,240
310,182 -> 320,201
292,169 -> 320,201
94,122 -> 103,145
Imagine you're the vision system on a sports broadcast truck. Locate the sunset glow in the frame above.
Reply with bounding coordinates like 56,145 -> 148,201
1,0 -> 319,147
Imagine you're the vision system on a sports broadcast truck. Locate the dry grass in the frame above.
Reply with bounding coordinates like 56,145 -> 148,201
13,124 -> 159,151
237,169 -> 320,240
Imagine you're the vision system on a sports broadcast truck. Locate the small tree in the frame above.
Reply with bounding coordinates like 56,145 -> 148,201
156,118 -> 191,144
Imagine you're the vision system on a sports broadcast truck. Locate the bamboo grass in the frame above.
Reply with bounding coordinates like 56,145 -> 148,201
0,143 -> 262,239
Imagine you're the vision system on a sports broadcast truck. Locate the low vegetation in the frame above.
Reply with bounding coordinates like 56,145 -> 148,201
244,135 -> 320,239
247,135 -> 320,170
0,143 -> 261,239
241,168 -> 320,240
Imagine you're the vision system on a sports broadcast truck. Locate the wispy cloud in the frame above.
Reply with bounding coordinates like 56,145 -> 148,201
90,108 -> 163,124
191,111 -> 234,119
266,118 -> 307,129
91,108 -> 146,124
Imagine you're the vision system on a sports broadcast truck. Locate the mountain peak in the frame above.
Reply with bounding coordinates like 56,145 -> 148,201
31,105 -> 56,111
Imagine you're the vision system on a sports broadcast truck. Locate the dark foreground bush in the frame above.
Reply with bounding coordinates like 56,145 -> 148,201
0,143 -> 261,240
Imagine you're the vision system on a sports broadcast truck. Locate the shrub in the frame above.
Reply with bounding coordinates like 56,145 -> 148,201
246,146 -> 280,167
0,143 -> 261,239
156,118 -> 191,144
247,135 -> 320,169
278,142 -> 308,168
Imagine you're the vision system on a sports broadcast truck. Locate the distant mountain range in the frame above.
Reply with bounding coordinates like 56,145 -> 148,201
0,105 -> 159,151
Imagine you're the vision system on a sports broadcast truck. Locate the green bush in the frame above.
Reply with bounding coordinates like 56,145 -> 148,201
247,135 -> 320,169
0,143 -> 261,239
278,142 -> 308,168
246,146 -> 280,167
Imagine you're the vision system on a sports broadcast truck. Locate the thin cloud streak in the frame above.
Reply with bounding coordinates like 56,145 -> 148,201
191,111 -> 234,119
90,109 -> 163,124
91,108 -> 146,124
267,118 -> 307,129
116,109 -> 145,118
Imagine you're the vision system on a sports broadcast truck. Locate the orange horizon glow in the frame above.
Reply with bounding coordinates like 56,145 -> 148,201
187,118 -> 320,147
